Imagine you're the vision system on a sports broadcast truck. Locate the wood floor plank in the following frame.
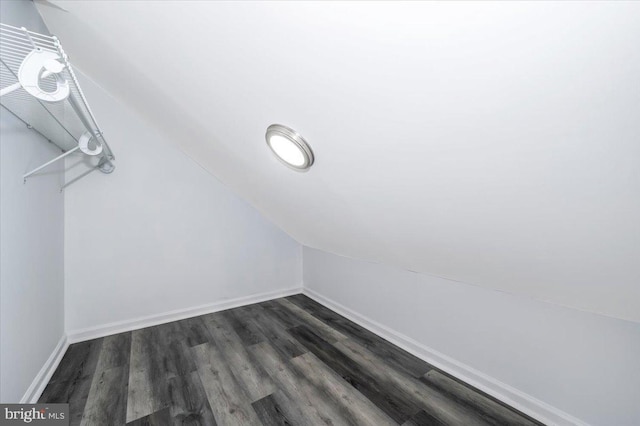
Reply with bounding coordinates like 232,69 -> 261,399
80,333 -> 131,426
287,324 -> 420,423
402,410 -> 446,426
126,368 -> 171,424
44,338 -> 104,385
128,327 -> 156,373
259,390 -> 324,426
38,378 -> 93,405
248,342 -> 353,426
167,371 -> 218,425
202,312 -> 277,402
191,342 -> 261,426
128,322 -> 203,422
224,307 -> 265,346
259,300 -> 303,329
39,338 -> 104,425
334,337 -> 493,425
275,298 -> 348,344
38,379 -> 92,426
126,328 -> 171,422
287,294 -> 432,378
174,316 -> 212,347
420,370 -> 541,426
290,352 -> 397,426
80,367 -> 129,426
126,407 -> 173,426
251,393 -> 294,426
156,322 -> 198,377
243,304 -> 307,362
95,333 -> 131,371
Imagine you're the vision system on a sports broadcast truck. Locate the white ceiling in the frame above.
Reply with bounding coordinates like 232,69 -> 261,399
37,1 -> 640,321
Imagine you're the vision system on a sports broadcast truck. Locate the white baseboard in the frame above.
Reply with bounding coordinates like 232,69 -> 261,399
303,287 -> 589,426
21,334 -> 69,403
67,286 -> 303,343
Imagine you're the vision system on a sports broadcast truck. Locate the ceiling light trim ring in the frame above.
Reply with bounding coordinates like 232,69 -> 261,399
266,124 -> 314,171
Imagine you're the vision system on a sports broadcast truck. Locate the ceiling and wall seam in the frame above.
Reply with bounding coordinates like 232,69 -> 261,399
302,244 -> 640,325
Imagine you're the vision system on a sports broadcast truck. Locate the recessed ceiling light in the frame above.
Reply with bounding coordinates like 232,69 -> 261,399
266,124 -> 314,171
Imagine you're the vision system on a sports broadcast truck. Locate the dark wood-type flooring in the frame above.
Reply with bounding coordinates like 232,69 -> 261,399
40,294 -> 543,425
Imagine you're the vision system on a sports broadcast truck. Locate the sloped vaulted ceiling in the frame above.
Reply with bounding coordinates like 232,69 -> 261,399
36,1 -> 640,321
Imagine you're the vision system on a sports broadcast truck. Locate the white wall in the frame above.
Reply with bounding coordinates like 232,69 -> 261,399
303,247 -> 640,426
0,111 -> 65,403
0,0 -> 65,403
63,72 -> 302,335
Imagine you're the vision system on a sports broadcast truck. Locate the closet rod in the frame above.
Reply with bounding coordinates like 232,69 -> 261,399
0,23 -> 115,180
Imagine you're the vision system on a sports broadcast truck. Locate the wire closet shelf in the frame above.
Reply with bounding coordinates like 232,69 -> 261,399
0,23 -> 115,184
